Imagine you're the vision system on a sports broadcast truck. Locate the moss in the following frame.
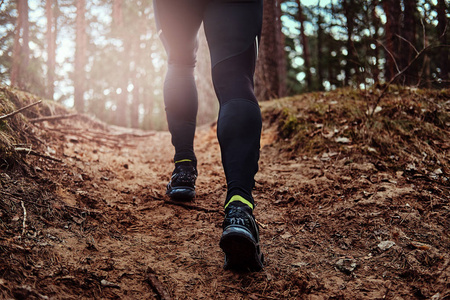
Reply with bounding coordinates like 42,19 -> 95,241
263,87 -> 449,173
279,108 -> 301,138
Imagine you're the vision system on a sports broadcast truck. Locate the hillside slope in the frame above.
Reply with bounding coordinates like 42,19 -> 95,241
0,86 -> 449,299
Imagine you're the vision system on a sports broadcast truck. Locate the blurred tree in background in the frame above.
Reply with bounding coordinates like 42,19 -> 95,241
0,0 -> 448,130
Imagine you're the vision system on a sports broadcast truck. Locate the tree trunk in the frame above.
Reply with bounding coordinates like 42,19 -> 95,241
11,0 -> 29,90
112,0 -> 123,27
371,0 -> 380,83
10,0 -> 23,88
275,1 -> 287,97
74,0 -> 86,112
437,0 -> 448,84
255,0 -> 286,100
131,80 -> 140,128
113,0 -> 128,127
296,0 -> 312,91
116,41 -> 131,127
21,0 -> 29,74
130,33 -> 141,129
401,0 -> 417,85
343,0 -> 359,86
317,8 -> 324,91
46,0 -> 57,100
382,0 -> 401,81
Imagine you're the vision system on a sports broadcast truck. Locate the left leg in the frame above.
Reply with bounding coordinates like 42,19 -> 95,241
154,0 -> 207,200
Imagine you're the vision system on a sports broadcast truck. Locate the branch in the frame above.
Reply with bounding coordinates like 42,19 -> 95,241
0,190 -> 48,208
21,201 -> 27,236
395,34 -> 419,55
370,44 -> 439,117
0,100 -> 42,121
146,267 -> 172,300
15,147 -> 63,163
376,40 -> 401,74
29,113 -> 78,123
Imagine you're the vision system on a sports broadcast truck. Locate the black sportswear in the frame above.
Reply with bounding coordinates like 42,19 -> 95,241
166,162 -> 198,201
154,0 -> 263,207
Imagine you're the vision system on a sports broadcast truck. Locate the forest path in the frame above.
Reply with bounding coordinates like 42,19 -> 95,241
29,116 -> 445,299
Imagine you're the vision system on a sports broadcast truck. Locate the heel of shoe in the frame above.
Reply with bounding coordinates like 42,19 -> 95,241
220,226 -> 263,272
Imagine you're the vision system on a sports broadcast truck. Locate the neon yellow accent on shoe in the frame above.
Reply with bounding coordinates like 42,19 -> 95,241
175,159 -> 192,164
224,195 -> 254,210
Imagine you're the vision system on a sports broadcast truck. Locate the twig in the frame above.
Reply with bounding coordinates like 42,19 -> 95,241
15,147 -> 63,163
146,267 -> 172,300
256,219 -> 267,229
0,190 -> 48,208
164,200 -> 221,213
21,201 -> 27,236
29,113 -> 78,123
370,44 -> 437,117
395,34 -> 419,55
0,100 -> 42,121
376,40 -> 400,74
62,204 -> 102,215
0,190 -> 100,215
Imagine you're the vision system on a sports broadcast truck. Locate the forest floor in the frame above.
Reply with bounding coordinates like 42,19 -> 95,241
0,86 -> 449,299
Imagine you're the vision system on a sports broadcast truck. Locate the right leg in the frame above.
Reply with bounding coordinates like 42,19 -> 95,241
154,0 -> 206,200
203,0 -> 264,271
203,0 -> 263,212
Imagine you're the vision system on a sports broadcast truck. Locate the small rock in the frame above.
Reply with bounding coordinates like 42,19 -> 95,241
378,241 -> 395,251
100,279 -> 120,289
335,258 -> 358,274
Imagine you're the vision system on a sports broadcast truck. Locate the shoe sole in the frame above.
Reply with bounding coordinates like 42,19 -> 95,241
166,186 -> 195,201
219,226 -> 264,272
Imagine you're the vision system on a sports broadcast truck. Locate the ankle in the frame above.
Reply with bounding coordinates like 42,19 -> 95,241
224,195 -> 254,212
175,158 -> 196,167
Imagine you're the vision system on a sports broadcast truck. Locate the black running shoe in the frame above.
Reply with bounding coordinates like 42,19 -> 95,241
219,205 -> 264,272
166,162 -> 197,201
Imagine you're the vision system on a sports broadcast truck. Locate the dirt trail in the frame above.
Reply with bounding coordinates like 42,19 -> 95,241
1,90 -> 449,299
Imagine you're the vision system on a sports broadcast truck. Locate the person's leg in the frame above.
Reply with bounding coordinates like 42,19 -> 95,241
203,0 -> 263,211
203,0 -> 264,271
154,0 -> 207,200
154,0 -> 206,164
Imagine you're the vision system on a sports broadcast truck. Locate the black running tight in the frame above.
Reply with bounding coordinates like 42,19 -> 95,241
154,0 -> 263,206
